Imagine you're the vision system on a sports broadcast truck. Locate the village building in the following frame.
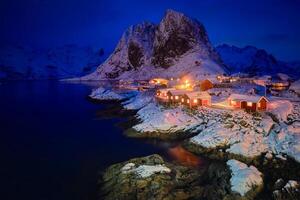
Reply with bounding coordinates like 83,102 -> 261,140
155,88 -> 176,103
149,78 -> 169,87
199,79 -> 214,91
181,91 -> 211,108
228,94 -> 268,111
167,90 -> 187,104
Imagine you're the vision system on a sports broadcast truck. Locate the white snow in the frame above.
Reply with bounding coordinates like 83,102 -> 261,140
268,100 -> 293,122
133,103 -> 200,134
227,159 -> 263,196
89,87 -> 138,101
284,180 -> 299,189
121,163 -> 171,178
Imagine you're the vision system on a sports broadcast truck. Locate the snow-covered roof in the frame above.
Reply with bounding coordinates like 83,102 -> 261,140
184,91 -> 211,99
228,94 -> 268,103
168,89 -> 188,96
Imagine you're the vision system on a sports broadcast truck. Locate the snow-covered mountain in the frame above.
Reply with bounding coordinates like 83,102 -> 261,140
82,9 -> 227,81
0,44 -> 106,80
216,44 -> 300,78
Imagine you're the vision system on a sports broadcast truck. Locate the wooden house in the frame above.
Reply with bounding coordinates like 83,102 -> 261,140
181,91 -> 211,108
200,79 -> 214,91
155,88 -> 176,103
228,94 -> 268,111
149,78 -> 169,87
167,90 -> 187,104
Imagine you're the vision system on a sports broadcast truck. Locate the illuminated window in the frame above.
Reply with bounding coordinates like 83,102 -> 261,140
157,93 -> 160,96
257,103 -> 261,107
187,99 -> 190,103
181,99 -> 184,103
247,102 -> 252,106
171,96 -> 173,100
175,96 -> 179,100
231,100 -> 236,105
193,99 -> 198,103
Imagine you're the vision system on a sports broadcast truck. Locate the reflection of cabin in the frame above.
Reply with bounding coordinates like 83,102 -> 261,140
155,88 -> 176,103
167,90 -> 187,103
181,91 -> 211,108
200,79 -> 214,91
228,94 -> 268,111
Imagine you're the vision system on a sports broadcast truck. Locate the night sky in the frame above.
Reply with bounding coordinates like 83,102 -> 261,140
1,0 -> 299,61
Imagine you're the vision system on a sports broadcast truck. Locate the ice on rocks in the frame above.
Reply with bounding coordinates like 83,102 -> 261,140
227,159 -> 263,196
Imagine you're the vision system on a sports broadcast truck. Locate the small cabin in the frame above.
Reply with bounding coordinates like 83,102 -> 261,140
149,78 -> 169,87
200,79 -> 214,91
167,90 -> 187,104
228,94 -> 268,111
155,88 -> 176,103
181,91 -> 211,108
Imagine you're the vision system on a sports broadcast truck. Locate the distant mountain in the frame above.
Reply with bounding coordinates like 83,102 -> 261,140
0,44 -> 106,80
81,9 -> 227,81
216,44 -> 300,78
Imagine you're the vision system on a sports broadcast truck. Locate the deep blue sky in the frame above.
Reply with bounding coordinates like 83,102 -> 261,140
0,0 -> 299,61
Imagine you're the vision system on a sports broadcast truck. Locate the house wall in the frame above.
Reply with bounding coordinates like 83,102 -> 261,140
257,98 -> 267,111
200,80 -> 214,91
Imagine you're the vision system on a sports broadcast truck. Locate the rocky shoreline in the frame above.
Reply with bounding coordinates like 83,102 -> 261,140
89,87 -> 300,200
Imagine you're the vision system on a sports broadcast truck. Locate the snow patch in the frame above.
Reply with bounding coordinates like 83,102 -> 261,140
227,159 -> 263,196
121,163 -> 171,178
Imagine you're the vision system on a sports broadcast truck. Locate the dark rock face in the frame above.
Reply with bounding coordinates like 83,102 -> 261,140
128,42 -> 144,69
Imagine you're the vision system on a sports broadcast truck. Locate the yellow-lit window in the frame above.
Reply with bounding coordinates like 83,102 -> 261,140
181,99 -> 184,103
175,96 -> 179,100
231,100 -> 236,105
193,99 -> 198,103
257,103 -> 261,107
187,99 -> 190,103
247,102 -> 252,107
171,96 -> 173,100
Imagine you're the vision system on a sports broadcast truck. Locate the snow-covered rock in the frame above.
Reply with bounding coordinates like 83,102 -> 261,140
0,45 -> 106,80
121,163 -> 171,178
89,87 -> 138,101
268,100 -> 293,122
290,79 -> 300,95
132,103 -> 200,135
81,9 -> 227,81
227,159 -> 263,196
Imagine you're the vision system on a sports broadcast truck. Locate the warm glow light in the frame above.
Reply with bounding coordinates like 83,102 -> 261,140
175,96 -> 179,100
185,80 -> 189,84
157,80 -> 160,84
193,99 -> 198,103
181,99 -> 184,103
171,96 -> 173,100
170,78 -> 173,81
231,100 -> 236,105
247,102 -> 253,106
258,103 -> 261,107
187,99 -> 190,103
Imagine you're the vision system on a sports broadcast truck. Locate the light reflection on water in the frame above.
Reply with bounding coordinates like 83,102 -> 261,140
168,145 -> 203,167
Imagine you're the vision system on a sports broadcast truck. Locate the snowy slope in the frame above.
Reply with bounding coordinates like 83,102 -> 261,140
0,45 -> 106,80
81,9 -> 227,81
216,44 -> 300,78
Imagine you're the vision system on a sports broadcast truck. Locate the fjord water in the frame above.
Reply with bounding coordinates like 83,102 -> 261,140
0,81 -> 195,200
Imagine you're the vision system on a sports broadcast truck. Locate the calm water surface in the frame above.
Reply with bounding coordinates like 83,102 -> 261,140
0,81 -> 206,200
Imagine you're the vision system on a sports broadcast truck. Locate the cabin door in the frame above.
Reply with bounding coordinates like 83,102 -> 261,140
241,101 -> 247,109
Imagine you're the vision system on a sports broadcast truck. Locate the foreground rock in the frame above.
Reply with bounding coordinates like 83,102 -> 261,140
227,159 -> 263,199
273,180 -> 300,200
100,154 -> 243,200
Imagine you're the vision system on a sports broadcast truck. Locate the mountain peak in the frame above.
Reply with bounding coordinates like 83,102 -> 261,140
81,10 -> 226,80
